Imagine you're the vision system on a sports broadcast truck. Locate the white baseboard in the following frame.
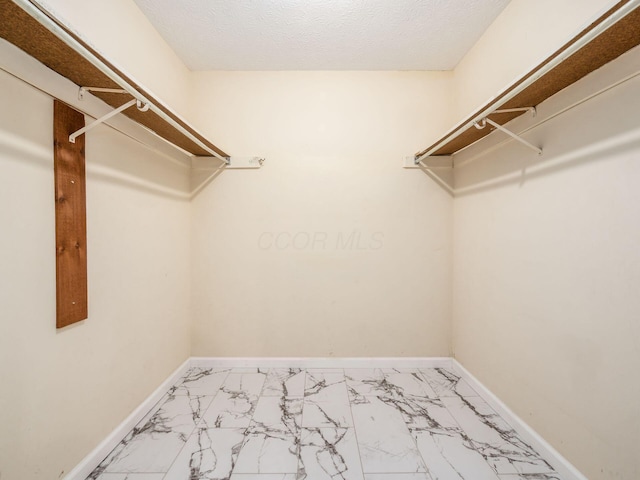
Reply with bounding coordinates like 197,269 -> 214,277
451,359 -> 588,480
64,358 -> 191,480
189,356 -> 453,369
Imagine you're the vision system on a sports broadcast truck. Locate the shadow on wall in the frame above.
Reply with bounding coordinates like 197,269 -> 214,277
418,165 -> 455,197
455,125 -> 640,197
85,127 -> 192,202
85,166 -> 191,202
190,156 -> 229,199
0,129 -> 51,170
425,75 -> 640,197
0,120 -> 194,202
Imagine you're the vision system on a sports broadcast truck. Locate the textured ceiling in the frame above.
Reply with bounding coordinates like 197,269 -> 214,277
133,0 -> 511,71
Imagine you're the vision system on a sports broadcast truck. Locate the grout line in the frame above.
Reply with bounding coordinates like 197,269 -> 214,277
345,370 -> 368,479
300,368 -> 308,438
160,365 -> 232,478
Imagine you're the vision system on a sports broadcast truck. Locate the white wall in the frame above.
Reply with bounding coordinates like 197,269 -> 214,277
452,0 -> 613,123
0,68 -> 191,479
189,71 -> 454,357
452,46 -> 640,480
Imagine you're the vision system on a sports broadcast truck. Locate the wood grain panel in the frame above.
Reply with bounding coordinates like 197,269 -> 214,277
54,100 -> 88,328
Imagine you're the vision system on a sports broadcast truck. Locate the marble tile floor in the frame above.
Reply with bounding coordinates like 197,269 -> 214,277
88,366 -> 563,480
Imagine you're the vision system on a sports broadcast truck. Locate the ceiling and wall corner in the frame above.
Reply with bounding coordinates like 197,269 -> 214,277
452,0 -> 617,120
132,0 -> 511,71
36,0 -> 194,119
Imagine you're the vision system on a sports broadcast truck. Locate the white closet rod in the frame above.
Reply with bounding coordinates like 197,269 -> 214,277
69,98 -> 138,143
414,0 -> 640,164
13,0 -> 229,166
453,67 -> 640,170
0,63 -> 192,169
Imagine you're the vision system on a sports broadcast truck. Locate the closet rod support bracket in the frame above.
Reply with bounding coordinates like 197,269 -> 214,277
473,117 -> 542,155
492,106 -> 537,117
69,98 -> 149,143
78,86 -> 128,101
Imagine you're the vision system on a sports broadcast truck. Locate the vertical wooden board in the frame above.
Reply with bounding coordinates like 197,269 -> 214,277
53,100 -> 88,328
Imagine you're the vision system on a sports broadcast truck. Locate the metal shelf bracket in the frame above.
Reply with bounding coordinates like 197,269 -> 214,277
78,86 -> 127,100
69,98 -> 149,143
473,110 -> 542,155
492,107 -> 537,117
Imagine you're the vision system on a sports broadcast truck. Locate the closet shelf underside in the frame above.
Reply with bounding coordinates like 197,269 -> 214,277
415,1 -> 640,159
0,0 -> 228,158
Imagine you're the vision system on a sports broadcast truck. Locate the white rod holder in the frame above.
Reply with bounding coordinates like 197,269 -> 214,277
493,107 -> 536,116
413,107 -> 537,164
69,99 -> 136,143
479,117 -> 543,155
78,86 -> 127,100
414,0 -> 640,163
14,0 -> 231,164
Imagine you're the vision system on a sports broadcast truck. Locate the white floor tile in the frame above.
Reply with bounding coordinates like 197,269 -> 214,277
170,368 -> 231,396
232,367 -> 270,374
223,373 -> 267,395
350,396 -> 425,474
251,396 -> 302,435
413,427 -> 499,480
383,372 -> 437,399
497,475 -> 563,479
163,427 -> 245,480
201,391 -> 257,428
262,369 -> 305,397
200,373 -> 265,428
364,474 -> 432,480
230,475 -> 297,479
379,395 -> 458,430
97,394 -> 212,474
303,372 -> 353,428
420,368 -> 478,398
87,364 -> 560,480
92,474 -> 166,480
344,369 -> 386,397
441,396 -> 555,475
233,431 -> 299,474
298,428 -> 363,480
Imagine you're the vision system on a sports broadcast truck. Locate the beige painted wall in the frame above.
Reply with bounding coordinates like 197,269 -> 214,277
39,0 -> 193,119
452,46 -> 640,480
189,71 -> 454,357
2,0 -> 636,478
0,69 -> 191,479
452,0 -> 613,122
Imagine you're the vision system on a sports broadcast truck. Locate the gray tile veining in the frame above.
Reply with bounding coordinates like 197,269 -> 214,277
87,365 -> 565,480
302,371 -> 353,428
200,373 -> 266,428
163,427 -> 245,480
298,427 -> 363,479
420,367 -> 479,398
262,368 -> 305,397
440,395 -> 555,475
